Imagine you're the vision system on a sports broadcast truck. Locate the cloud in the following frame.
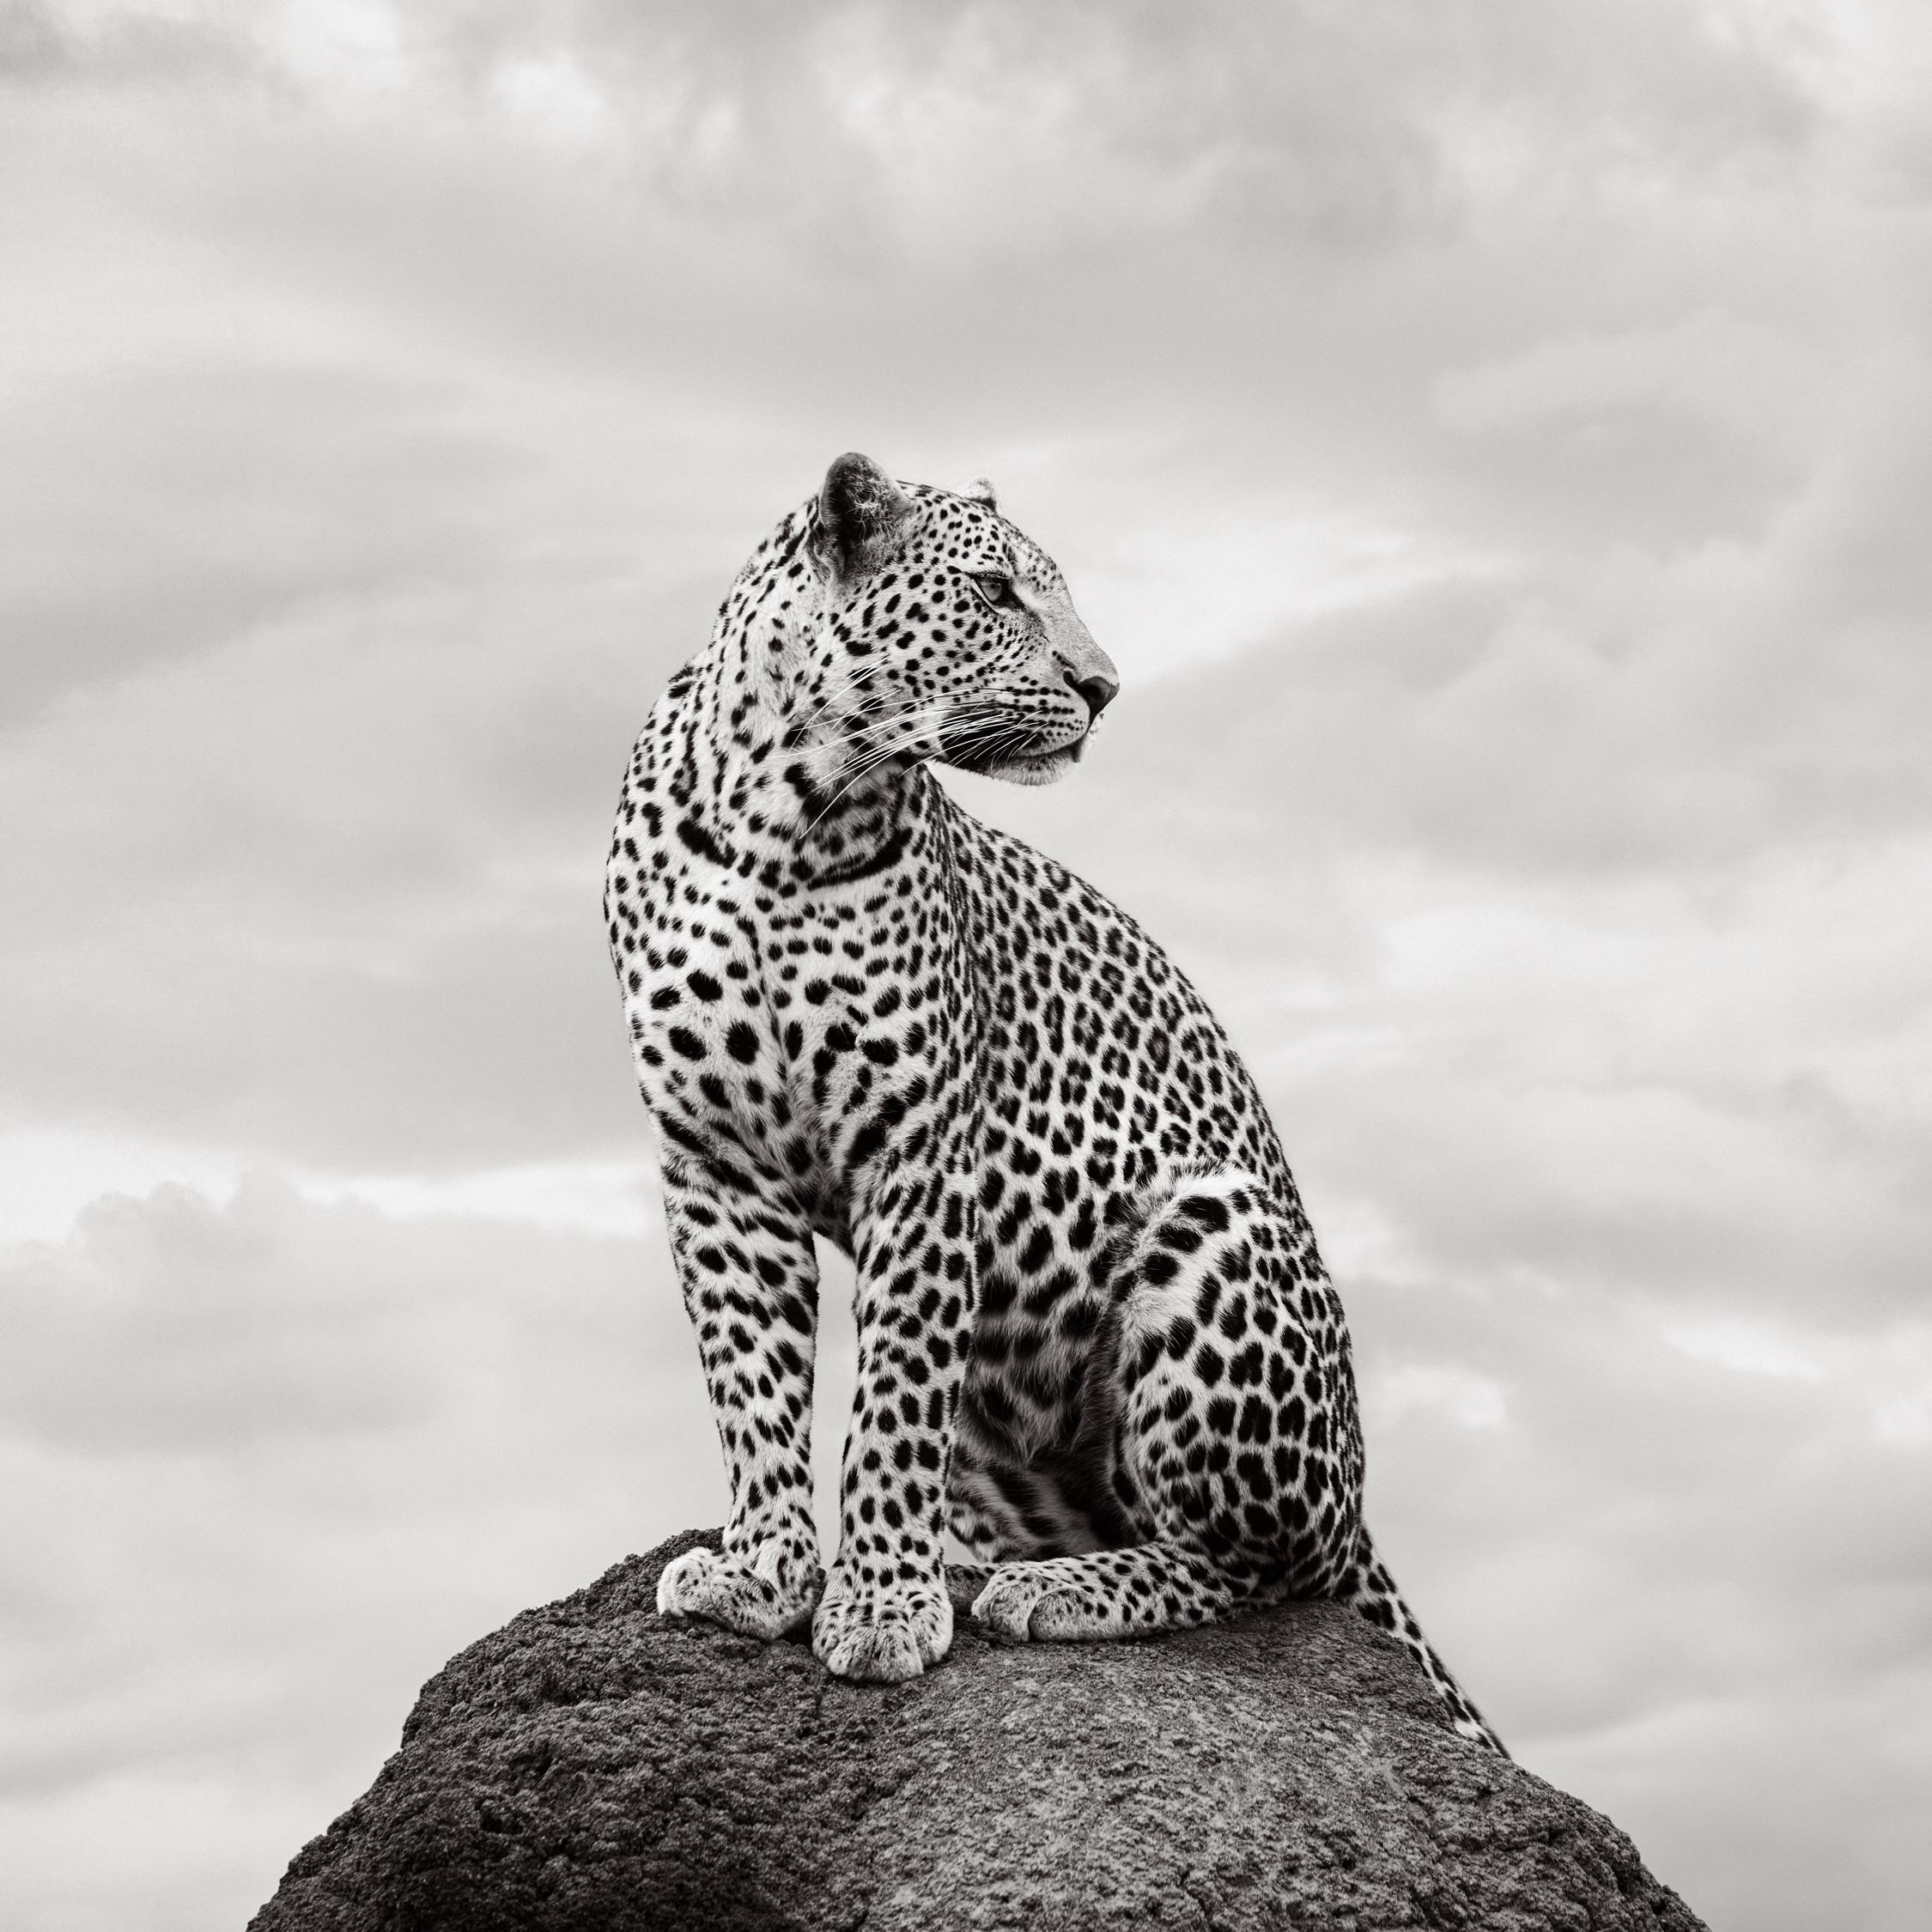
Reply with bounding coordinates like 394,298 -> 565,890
0,1177 -> 428,1450
1061,355 -> 1932,876
0,562 -> 709,1167
0,1176 -> 726,1925
0,361 -> 531,720
0,1 -> 246,85
1432,310 -> 1820,440
1539,1668 -> 1932,1932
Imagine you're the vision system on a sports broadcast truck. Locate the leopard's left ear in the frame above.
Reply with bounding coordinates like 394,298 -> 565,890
964,477 -> 998,510
813,453 -> 914,580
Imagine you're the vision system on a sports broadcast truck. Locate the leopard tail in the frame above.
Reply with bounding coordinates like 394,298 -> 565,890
1342,1529 -> 1509,1755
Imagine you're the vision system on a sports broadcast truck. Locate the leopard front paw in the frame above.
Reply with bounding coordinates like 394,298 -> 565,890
656,1539 -> 823,1641
812,1576 -> 953,1683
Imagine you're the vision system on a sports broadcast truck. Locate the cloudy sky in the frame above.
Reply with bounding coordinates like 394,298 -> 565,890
3,2 -> 1929,1926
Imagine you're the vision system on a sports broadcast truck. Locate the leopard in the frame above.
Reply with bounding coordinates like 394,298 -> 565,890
605,453 -> 1504,1751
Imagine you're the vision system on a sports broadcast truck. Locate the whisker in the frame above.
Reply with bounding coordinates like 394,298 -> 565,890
790,681 -> 999,759
803,696 -> 1011,830
789,658 -> 896,742
804,712 -> 951,829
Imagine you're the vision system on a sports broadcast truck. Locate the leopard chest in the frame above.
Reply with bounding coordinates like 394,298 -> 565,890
622,862 -> 966,1227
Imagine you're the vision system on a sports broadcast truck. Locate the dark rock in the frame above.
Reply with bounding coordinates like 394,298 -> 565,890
251,1529 -> 1705,1931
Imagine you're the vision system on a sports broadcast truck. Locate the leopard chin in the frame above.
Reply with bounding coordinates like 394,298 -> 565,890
992,747 -> 1078,786
957,735 -> 1085,786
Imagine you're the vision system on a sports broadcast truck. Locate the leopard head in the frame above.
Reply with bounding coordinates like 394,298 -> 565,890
794,453 -> 1119,791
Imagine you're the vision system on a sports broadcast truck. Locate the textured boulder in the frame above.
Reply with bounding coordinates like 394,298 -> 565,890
252,1529 -> 1704,1931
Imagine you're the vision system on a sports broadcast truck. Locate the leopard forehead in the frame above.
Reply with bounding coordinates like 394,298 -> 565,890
889,483 -> 1060,586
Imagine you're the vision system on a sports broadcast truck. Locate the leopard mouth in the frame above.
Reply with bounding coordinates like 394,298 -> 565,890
952,738 -> 1084,788
1014,738 -> 1084,769
949,735 -> 1081,776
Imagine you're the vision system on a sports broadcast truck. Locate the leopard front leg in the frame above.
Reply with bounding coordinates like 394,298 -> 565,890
654,1151 -> 827,1641
814,1154 -> 979,1683
973,1169 -> 1364,1641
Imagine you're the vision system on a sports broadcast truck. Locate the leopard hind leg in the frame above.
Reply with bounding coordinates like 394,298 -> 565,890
973,1170 -> 1356,1642
971,1170 -> 1509,1754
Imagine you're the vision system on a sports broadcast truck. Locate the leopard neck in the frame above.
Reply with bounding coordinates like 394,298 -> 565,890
649,517 -> 940,893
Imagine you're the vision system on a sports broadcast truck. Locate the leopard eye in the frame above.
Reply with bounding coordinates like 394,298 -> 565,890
971,573 -> 1022,611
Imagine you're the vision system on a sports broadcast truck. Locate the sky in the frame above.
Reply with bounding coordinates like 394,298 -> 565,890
2,1 -> 1929,1926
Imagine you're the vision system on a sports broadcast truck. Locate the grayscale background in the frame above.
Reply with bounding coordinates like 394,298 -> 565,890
3,3 -> 1928,1927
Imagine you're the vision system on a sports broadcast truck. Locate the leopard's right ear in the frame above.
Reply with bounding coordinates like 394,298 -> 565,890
812,453 -> 914,581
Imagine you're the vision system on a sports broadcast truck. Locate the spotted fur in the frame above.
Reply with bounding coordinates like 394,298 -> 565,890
606,454 -> 1503,1749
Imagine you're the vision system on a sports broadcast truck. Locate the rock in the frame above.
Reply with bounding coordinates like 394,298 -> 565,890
250,1529 -> 1704,1931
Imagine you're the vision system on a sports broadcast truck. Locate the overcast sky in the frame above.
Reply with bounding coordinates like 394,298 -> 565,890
3,3 -> 1929,1927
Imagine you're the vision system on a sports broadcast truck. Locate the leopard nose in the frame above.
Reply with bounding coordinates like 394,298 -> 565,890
1070,671 -> 1119,720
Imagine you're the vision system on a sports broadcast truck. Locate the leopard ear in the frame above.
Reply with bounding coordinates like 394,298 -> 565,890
965,477 -> 998,510
815,453 -> 914,580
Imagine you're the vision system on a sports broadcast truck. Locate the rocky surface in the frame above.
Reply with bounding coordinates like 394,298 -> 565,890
251,1528 -> 1704,1931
